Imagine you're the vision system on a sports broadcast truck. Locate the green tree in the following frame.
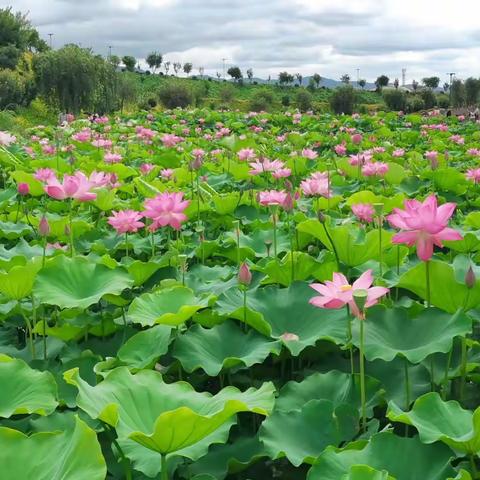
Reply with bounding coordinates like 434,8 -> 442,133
465,77 -> 480,105
295,90 -> 313,112
330,85 -> 357,114
183,62 -> 192,76
422,76 -> 440,90
116,73 -> 138,112
246,68 -> 253,83
227,66 -> 242,82
0,7 -> 47,69
146,52 -> 162,73
278,71 -> 294,86
450,79 -> 466,107
109,55 -> 120,69
34,44 -> 116,113
383,89 -> 407,111
340,74 -> 350,84
358,79 -> 366,89
375,75 -> 389,91
312,73 -> 321,88
122,55 -> 136,72
411,80 -> 419,92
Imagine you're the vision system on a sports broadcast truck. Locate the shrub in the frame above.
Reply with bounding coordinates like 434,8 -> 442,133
383,89 -> 407,111
329,85 -> 357,114
437,94 -> 450,109
249,89 -> 275,112
281,95 -> 290,107
295,90 -> 313,112
218,84 -> 235,105
407,96 -> 425,112
421,89 -> 436,109
158,83 -> 193,109
0,68 -> 26,109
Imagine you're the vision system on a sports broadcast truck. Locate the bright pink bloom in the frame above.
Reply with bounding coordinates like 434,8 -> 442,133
425,151 -> 438,161
301,148 -> 318,159
466,168 -> 480,184
387,195 -> 463,261
300,174 -> 330,198
44,172 -> 97,202
310,270 -> 389,319
140,163 -> 155,175
34,168 -> 56,182
258,190 -> 288,207
272,168 -> 292,179
352,203 -> 375,223
161,168 -> 174,180
18,183 -> 30,196
392,148 -> 405,157
143,192 -> 190,231
104,152 -> 123,164
161,133 -> 183,147
238,262 -> 252,286
72,129 -> 92,142
362,161 -> 389,177
334,144 -> 347,155
238,148 -> 256,161
351,133 -> 363,144
108,210 -> 144,234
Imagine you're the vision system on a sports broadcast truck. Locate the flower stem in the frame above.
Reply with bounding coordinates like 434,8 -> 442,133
321,222 -> 340,271
346,305 -> 354,375
378,215 -> 383,277
161,454 -> 168,480
68,200 -> 74,257
442,347 -> 453,400
272,207 -> 278,258
404,356 -> 411,435
460,336 -> 467,404
359,318 -> 366,432
125,232 -> 129,258
425,260 -> 431,307
243,287 -> 247,332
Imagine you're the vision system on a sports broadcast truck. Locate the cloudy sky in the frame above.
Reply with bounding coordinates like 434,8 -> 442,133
6,0 -> 480,83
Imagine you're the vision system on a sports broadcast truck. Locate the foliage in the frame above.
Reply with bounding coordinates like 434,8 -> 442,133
330,85 -> 357,114
158,82 -> 193,109
383,89 -> 406,111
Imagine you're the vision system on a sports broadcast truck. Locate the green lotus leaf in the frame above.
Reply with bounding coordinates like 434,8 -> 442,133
0,416 -> 106,480
216,282 -> 348,355
307,431 -> 457,480
117,324 -> 173,370
297,219 -> 392,267
125,259 -> 163,286
64,366 -> 275,455
0,220 -> 32,239
387,392 -> 480,455
398,260 -> 480,313
0,355 -> 58,417
190,435 -> 266,479
341,465 -> 395,480
119,420 -> 235,478
260,399 -> 358,466
275,370 -> 383,417
0,259 -> 42,299
352,306 -> 471,363
128,286 -> 209,327
34,255 -> 133,309
173,320 -> 281,376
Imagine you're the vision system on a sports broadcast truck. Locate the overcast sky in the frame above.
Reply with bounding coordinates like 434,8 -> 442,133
5,0 -> 480,83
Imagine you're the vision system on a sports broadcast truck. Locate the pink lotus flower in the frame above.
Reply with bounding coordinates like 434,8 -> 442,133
272,168 -> 292,179
249,158 -> 285,175
72,129 -> 92,143
300,174 -> 330,198
34,168 -> 56,182
310,270 -> 389,319
18,183 -> 30,196
466,168 -> 480,184
351,133 -> 363,145
108,210 -> 144,234
425,151 -> 438,162
104,152 -> 123,164
0,131 -> 16,146
161,133 -> 183,147
161,168 -> 174,180
258,190 -> 288,207
387,195 -> 463,261
44,172 -> 97,202
192,148 -> 205,159
301,148 -> 318,159
467,148 -> 480,156
238,148 -> 256,161
143,192 -> 190,231
140,163 -> 155,175
392,148 -> 405,157
334,144 -> 347,155
352,203 -> 375,223
362,162 -> 389,177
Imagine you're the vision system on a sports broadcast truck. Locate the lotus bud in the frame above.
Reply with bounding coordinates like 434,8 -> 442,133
17,183 -> 29,196
283,192 -> 294,212
317,210 -> 326,223
353,289 -> 368,315
191,156 -> 203,170
39,216 -> 50,237
465,266 -> 476,289
238,262 -> 252,286
285,180 -> 293,192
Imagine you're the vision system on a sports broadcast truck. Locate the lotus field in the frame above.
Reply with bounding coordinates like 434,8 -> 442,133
1,109 -> 480,480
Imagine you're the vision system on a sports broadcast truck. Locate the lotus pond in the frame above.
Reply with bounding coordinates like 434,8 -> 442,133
0,109 -> 480,480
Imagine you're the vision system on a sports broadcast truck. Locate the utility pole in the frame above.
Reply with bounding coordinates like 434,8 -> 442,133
356,68 -> 360,83
401,68 -> 406,87
48,33 -> 54,49
222,58 -> 227,80
108,45 -> 112,59
447,72 -> 456,105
